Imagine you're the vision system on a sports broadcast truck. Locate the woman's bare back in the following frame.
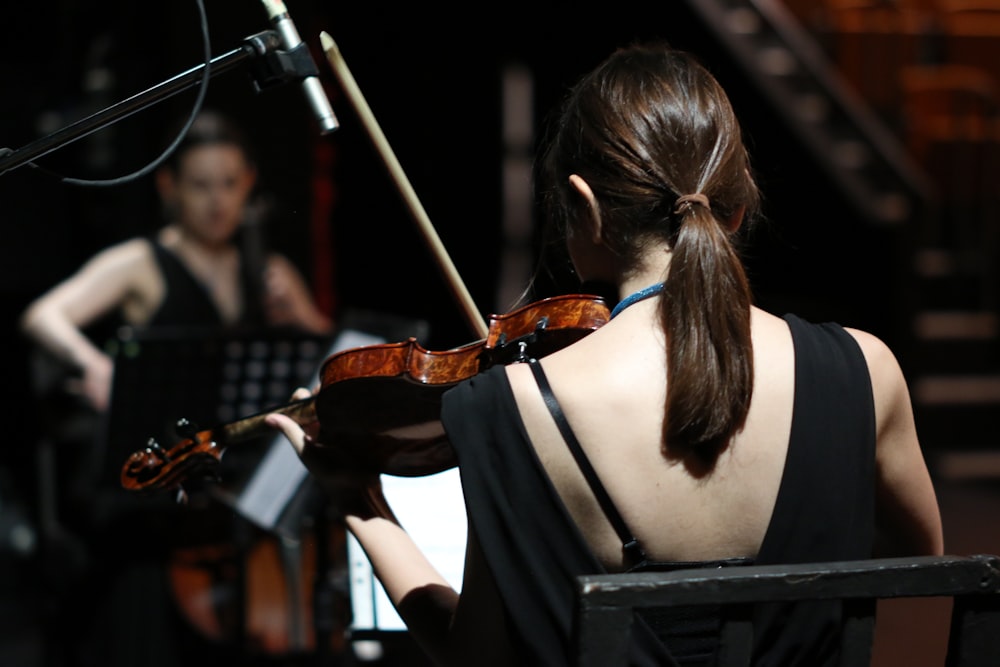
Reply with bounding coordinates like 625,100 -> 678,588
507,304 -> 796,570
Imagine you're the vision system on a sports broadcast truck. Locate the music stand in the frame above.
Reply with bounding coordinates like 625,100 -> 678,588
99,311 -> 432,659
99,324 -> 330,483
99,310 -> 430,523
83,325 -> 326,548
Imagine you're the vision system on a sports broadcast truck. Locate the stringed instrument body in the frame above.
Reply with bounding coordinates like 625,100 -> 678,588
121,293 -> 610,493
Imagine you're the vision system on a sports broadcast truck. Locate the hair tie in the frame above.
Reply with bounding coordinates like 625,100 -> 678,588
673,193 -> 711,216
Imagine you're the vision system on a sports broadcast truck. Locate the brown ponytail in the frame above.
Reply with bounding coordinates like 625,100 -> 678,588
661,200 -> 753,460
539,41 -> 761,462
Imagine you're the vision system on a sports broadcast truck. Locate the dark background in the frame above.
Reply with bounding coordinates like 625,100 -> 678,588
0,1 -> 939,666
0,1 -> 902,510
0,0 -> 904,655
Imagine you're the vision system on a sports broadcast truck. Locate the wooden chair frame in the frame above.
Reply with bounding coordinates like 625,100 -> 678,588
575,554 -> 1000,666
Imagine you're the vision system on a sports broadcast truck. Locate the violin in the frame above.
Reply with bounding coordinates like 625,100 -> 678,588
120,293 -> 610,493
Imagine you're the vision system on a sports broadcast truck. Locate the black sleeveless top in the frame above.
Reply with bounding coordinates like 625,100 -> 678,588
147,238 -> 265,328
441,313 -> 876,666
527,357 -> 751,664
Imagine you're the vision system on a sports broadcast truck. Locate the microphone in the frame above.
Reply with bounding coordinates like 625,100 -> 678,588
260,0 -> 339,134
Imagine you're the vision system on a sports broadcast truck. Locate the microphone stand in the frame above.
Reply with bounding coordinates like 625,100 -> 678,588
0,29 -> 324,177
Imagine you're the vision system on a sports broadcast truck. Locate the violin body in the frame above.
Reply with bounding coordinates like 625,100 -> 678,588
121,294 -> 610,493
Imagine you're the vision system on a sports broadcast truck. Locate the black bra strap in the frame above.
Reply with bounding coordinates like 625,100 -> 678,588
528,359 -> 647,565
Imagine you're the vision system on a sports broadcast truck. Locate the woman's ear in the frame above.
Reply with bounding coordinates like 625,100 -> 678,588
727,204 -> 746,232
568,174 -> 602,243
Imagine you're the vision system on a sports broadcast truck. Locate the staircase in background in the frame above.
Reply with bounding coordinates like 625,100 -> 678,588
686,0 -> 934,226
911,249 -> 1000,478
687,0 -> 1000,473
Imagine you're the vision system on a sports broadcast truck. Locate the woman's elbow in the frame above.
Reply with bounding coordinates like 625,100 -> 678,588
19,301 -> 45,340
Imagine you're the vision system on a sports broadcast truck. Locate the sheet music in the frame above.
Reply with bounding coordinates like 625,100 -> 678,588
229,325 -> 467,633
347,467 -> 467,631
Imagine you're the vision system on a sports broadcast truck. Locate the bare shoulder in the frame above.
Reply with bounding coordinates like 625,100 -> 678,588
749,307 -> 793,342
21,236 -> 160,329
265,252 -> 296,271
503,322 -> 603,400
842,327 -> 905,386
842,326 -> 913,439
83,237 -> 155,274
84,237 -> 160,290
504,355 -> 539,398
264,253 -> 310,281
265,252 -> 316,290
844,330 -> 943,556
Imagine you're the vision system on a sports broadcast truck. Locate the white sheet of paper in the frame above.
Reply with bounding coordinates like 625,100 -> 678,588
347,467 -> 467,631
228,325 -> 467,632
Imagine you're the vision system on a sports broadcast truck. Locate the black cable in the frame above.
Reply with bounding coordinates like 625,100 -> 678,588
19,0 -> 212,188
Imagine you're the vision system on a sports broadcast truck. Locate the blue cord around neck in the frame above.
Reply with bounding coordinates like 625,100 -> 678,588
609,282 -> 665,319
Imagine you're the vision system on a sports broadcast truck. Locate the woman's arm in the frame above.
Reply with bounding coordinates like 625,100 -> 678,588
263,254 -> 334,335
264,401 -> 461,664
848,328 -> 945,557
20,240 -> 149,411
266,390 -> 516,666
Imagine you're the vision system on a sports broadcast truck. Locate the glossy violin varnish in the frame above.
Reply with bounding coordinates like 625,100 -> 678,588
120,294 -> 610,492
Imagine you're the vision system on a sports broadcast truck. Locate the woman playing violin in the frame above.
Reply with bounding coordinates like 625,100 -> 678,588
268,41 -> 943,666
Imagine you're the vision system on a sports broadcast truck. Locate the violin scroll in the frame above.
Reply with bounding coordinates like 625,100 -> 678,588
121,397 -> 318,493
121,430 -> 220,494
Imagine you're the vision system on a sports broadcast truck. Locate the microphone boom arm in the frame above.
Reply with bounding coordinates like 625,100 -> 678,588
0,30 -> 319,177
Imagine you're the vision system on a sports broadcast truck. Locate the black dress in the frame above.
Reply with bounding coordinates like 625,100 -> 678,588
440,313 -> 876,666
147,237 -> 265,327
70,239 -> 272,667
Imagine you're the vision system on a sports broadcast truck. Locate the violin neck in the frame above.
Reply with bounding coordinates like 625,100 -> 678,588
217,396 -> 317,445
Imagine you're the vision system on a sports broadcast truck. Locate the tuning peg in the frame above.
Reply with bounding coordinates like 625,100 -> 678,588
174,418 -> 200,440
146,437 -> 169,462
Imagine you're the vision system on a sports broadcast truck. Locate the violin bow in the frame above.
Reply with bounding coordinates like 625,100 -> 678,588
319,31 -> 489,340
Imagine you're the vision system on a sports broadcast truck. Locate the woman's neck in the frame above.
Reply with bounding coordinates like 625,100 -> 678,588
617,247 -> 671,302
